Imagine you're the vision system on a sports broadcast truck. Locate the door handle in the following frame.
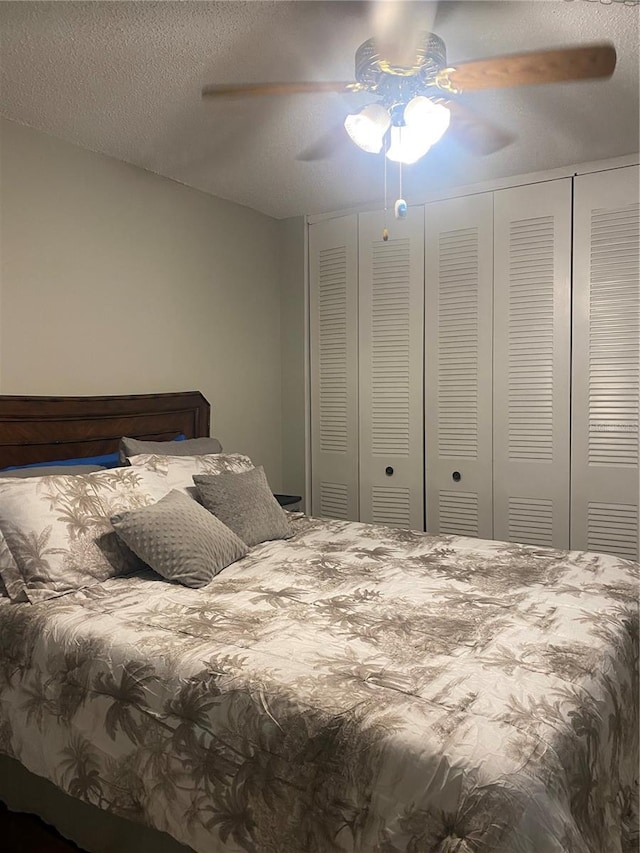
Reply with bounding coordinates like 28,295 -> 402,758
385,466 -> 394,476
452,471 -> 461,482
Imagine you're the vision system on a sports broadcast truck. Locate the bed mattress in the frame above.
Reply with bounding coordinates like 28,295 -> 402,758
0,514 -> 637,852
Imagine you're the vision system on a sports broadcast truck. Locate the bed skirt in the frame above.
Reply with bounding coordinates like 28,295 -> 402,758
0,754 -> 194,853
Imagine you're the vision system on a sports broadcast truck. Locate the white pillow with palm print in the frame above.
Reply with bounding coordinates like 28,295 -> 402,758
0,529 -> 28,602
128,452 -> 254,497
0,468 -> 169,603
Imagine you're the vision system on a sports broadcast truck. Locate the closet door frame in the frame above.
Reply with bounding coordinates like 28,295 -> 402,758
305,155 -> 638,539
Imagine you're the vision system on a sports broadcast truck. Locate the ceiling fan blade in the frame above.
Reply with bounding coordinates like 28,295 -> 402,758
447,101 -> 515,156
201,81 -> 355,99
370,0 -> 438,67
296,123 -> 351,162
445,43 -> 616,92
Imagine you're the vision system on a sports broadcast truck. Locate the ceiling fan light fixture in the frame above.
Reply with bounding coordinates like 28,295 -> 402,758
403,96 -> 451,145
385,124 -> 432,165
385,97 -> 451,165
344,103 -> 391,154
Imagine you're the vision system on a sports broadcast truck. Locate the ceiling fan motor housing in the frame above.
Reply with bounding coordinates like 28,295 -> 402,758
354,32 -> 448,107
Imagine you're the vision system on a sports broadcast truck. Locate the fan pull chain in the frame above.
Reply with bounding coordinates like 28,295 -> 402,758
382,135 -> 389,242
394,129 -> 408,220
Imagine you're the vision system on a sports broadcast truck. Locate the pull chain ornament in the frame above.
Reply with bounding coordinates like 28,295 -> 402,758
395,154 -> 407,220
383,134 -> 389,240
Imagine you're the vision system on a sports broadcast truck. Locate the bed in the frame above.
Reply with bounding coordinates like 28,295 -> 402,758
0,393 -> 637,853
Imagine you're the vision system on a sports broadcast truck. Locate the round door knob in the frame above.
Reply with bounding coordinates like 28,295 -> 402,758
385,466 -> 394,476
452,471 -> 461,482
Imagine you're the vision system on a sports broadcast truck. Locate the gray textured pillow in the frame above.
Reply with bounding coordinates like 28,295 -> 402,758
120,436 -> 223,464
111,490 -> 248,588
193,466 -> 293,548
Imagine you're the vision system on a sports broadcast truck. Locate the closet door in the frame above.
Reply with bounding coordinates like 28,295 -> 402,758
425,194 -> 494,538
309,215 -> 359,520
493,179 -> 572,548
358,209 -> 424,529
572,166 -> 639,560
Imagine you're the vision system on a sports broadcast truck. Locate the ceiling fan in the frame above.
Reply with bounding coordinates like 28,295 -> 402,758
201,5 -> 617,165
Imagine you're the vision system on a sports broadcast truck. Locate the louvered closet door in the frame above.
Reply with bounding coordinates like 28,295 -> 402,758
493,179 -> 571,548
425,194 -> 493,538
358,209 -> 424,529
309,215 -> 359,520
572,166 -> 639,560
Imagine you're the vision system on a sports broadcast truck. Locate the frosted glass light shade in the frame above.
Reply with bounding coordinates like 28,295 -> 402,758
344,103 -> 391,154
404,96 -> 450,145
386,97 -> 451,164
386,125 -> 433,164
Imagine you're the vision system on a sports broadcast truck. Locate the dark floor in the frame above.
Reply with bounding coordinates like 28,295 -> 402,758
0,800 -> 85,852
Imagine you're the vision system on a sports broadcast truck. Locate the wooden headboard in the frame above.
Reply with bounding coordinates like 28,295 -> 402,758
0,391 -> 211,469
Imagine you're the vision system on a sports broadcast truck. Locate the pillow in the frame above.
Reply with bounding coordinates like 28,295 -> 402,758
193,466 -> 293,548
0,464 -> 105,478
0,468 -> 169,603
111,490 -> 248,588
1,452 -> 120,472
119,435 -> 222,465
0,532 -> 26,601
129,452 -> 254,496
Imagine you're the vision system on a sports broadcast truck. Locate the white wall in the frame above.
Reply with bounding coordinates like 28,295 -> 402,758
0,118 -> 283,488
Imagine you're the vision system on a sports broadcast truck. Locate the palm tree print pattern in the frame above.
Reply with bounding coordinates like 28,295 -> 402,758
0,513 -> 637,852
0,469 -> 169,602
128,453 -> 255,495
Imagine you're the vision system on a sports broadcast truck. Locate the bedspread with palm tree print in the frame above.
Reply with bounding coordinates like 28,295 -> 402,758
0,514 -> 638,853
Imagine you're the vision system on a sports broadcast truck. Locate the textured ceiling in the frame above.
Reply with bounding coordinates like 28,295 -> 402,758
0,1 -> 638,219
